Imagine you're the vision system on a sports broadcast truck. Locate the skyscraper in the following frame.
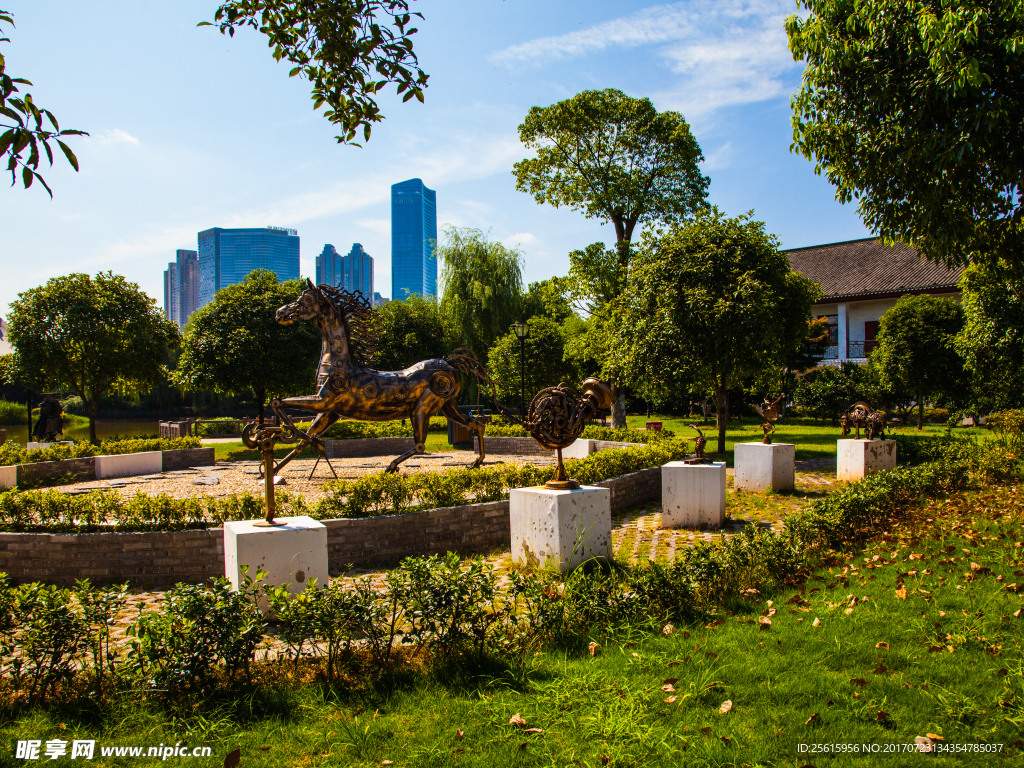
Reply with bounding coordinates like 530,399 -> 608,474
391,178 -> 437,300
197,226 -> 300,306
163,249 -> 199,328
316,243 -> 374,299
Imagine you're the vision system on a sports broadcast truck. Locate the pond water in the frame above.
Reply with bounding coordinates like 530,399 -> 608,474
0,421 -> 161,444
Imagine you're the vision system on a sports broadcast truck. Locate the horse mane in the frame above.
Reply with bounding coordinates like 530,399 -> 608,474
317,285 -> 379,366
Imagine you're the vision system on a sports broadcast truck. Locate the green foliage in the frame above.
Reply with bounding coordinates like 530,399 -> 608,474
873,294 -> 965,428
487,316 -> 576,405
0,9 -> 87,195
373,294 -> 448,370
126,573 -> 265,696
988,409 -> 1024,457
522,277 -> 573,323
786,0 -> 1024,270
793,362 -> 863,426
201,0 -> 427,145
956,260 -> 1024,412
438,227 -> 524,362
6,272 -> 180,441
0,398 -> 25,424
514,88 -> 708,248
617,208 -> 819,452
0,436 -> 201,467
173,269 -> 320,420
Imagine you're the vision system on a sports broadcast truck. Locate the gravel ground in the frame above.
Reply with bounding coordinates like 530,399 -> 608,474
58,452 -> 556,503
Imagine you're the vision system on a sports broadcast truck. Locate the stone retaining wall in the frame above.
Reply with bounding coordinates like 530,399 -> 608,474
474,435 -> 548,456
325,437 -> 416,458
0,466 -> 664,586
9,448 -> 215,488
162,448 -> 216,472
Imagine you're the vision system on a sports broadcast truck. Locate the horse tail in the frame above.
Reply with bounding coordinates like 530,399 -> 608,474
445,348 -> 501,399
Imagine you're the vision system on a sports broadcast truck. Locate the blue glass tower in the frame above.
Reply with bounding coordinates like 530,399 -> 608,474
316,243 -> 374,299
391,178 -> 437,300
197,226 -> 300,306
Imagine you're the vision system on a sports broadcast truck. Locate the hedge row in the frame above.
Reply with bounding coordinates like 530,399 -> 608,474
0,440 -> 691,532
0,437 -> 203,467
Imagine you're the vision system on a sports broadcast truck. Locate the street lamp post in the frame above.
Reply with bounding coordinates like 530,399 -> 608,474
512,321 -> 529,417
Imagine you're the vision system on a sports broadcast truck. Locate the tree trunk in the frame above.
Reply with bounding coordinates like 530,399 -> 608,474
257,389 -> 266,425
88,391 -> 99,444
27,391 -> 32,434
611,386 -> 627,429
917,393 -> 924,430
715,387 -> 729,454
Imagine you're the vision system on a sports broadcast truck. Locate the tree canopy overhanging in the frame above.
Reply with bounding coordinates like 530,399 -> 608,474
786,0 -> 1024,270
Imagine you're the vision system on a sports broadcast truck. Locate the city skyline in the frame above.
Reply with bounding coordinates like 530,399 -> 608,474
315,242 -> 374,300
391,178 -> 438,300
162,249 -> 198,328
197,226 -> 300,306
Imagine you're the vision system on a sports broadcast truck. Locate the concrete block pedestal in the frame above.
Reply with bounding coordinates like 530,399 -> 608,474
734,443 -> 795,492
224,516 -> 328,607
95,451 -> 163,480
510,485 -> 611,572
837,439 -> 897,481
0,464 -> 15,489
661,462 -> 727,529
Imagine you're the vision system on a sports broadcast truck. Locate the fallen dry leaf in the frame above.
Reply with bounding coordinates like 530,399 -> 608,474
876,711 -> 890,721
664,695 -> 678,704
224,750 -> 240,768
812,618 -> 821,627
456,729 -> 464,740
873,664 -> 888,674
661,684 -> 676,693
682,630 -> 691,639
600,756 -> 610,766
700,727 -> 712,735
805,712 -> 819,725
876,641 -> 890,650
524,728 -> 544,734
896,586 -> 908,600
926,733 -> 945,741
849,678 -> 868,687
509,714 -> 527,727
663,623 -> 675,635
720,700 -> 733,714
664,677 -> 679,684
759,617 -> 772,631
915,736 -> 934,753
588,642 -> 599,656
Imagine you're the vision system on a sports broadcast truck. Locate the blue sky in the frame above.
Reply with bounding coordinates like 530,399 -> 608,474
0,0 -> 870,316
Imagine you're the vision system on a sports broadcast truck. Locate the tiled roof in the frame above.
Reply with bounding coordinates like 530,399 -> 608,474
785,237 -> 963,301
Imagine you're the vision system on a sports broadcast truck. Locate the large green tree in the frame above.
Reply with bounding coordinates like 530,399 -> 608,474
616,209 -> 819,453
173,269 -> 319,422
1,9 -> 86,195
513,89 -> 708,262
373,294 -> 448,371
6,272 -> 179,441
873,294 -> 965,429
955,260 -> 1024,413
438,227 -> 523,363
786,0 -> 1024,270
487,316 -> 577,412
202,0 -> 428,145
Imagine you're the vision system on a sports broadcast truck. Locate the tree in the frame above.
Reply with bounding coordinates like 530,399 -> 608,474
438,227 -> 523,362
873,294 -> 965,429
1,9 -> 86,195
202,0 -> 428,145
616,209 -> 818,453
373,294 -> 448,371
513,89 -> 709,426
6,272 -> 179,441
522,277 -> 572,324
487,316 -> 576,407
513,89 -> 708,263
955,259 -> 1024,412
793,363 -> 863,426
786,0 -> 1024,270
173,269 -> 319,423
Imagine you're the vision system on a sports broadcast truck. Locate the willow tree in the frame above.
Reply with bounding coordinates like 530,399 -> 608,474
616,210 -> 818,454
513,88 -> 709,425
438,227 -> 523,363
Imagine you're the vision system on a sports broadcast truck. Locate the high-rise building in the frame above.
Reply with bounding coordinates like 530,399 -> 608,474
316,243 -> 374,300
391,178 -> 437,300
198,226 -> 300,306
372,292 -> 389,307
163,249 -> 199,328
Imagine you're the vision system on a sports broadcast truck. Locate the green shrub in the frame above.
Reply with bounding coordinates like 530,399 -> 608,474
0,399 -> 27,425
0,436 -> 202,467
989,409 -> 1024,457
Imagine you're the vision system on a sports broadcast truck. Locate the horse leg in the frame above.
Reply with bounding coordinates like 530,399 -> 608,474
385,409 -> 429,473
273,409 -> 340,474
441,400 -> 486,469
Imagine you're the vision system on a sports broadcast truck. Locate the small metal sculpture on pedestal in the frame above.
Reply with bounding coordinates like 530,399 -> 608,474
841,401 -> 887,440
684,423 -> 710,464
32,393 -> 64,443
755,393 -> 786,445
500,378 -> 614,490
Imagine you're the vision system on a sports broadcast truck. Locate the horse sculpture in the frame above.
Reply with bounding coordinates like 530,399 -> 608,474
268,280 -> 495,474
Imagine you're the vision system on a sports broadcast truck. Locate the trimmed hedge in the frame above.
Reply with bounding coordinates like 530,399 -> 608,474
0,440 -> 691,532
0,437 -> 202,467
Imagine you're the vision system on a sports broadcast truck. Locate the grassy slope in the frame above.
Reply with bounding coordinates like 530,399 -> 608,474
4,484 -> 1021,767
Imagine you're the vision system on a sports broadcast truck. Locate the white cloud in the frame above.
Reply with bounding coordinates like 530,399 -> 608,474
699,141 -> 734,171
93,128 -> 140,145
504,231 -> 538,247
356,218 -> 390,235
492,1 -> 803,121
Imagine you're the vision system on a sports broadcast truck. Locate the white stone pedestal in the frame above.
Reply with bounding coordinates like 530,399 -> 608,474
224,516 -> 328,607
510,485 -> 611,572
0,465 -> 15,489
26,441 -> 73,451
95,451 -> 163,479
734,443 -> 795,492
661,462 -> 727,529
837,439 -> 897,481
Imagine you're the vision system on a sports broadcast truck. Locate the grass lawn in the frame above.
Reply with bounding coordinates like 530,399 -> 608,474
6,482 -> 1021,766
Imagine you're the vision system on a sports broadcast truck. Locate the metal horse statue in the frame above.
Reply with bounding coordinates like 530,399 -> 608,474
271,280 -> 496,473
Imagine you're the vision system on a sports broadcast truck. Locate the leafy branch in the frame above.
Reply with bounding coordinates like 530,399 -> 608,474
201,0 -> 429,145
0,9 -> 87,196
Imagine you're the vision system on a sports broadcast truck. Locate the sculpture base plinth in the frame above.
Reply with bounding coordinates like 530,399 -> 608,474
510,485 -> 611,572
661,461 -> 726,529
735,442 -> 795,492
837,439 -> 896,482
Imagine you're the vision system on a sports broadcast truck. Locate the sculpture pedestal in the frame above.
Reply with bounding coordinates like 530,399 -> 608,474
510,485 -> 611,572
95,451 -> 163,479
0,465 -> 15,489
25,441 -> 73,451
734,443 -> 795,492
224,516 -> 328,608
661,462 -> 726,529
837,439 -> 896,482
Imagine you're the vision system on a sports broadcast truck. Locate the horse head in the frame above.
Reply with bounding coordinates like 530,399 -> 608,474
276,278 -> 326,325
